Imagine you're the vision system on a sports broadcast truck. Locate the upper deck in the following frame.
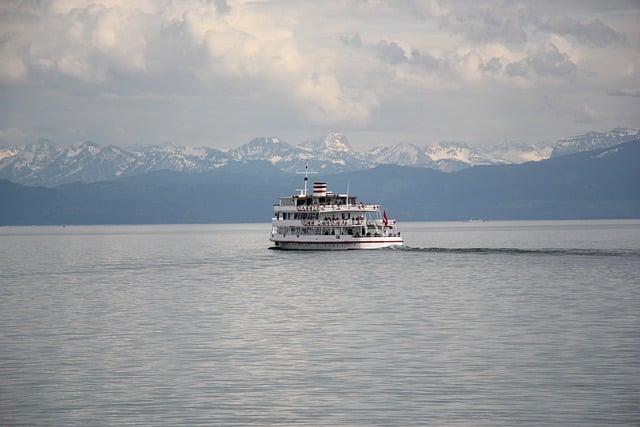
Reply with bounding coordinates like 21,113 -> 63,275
274,196 -> 381,213
275,181 -> 381,213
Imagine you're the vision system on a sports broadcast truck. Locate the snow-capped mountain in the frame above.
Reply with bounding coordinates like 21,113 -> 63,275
368,141 -> 552,172
425,142 -> 487,164
226,134 -> 366,172
551,127 -> 639,157
228,137 -> 298,162
296,133 -> 371,170
481,142 -> 552,164
46,142 -> 139,186
0,139 -> 58,184
0,139 -> 61,185
136,145 -> 199,173
369,142 -> 434,167
0,128 -> 637,187
299,132 -> 352,153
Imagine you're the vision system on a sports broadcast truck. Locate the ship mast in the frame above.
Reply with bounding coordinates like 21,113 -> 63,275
296,161 -> 316,196
346,179 -> 350,205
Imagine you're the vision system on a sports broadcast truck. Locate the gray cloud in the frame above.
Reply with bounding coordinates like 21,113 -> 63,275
410,49 -> 441,72
505,61 -> 528,78
439,5 -> 529,46
212,0 -> 230,14
375,40 -> 441,73
541,15 -> 626,47
480,57 -> 504,74
528,44 -> 577,79
340,33 -> 364,49
504,44 -> 577,80
376,40 -> 408,64
608,89 -> 640,98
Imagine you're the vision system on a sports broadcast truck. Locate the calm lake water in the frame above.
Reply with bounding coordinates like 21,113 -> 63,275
1,220 -> 639,426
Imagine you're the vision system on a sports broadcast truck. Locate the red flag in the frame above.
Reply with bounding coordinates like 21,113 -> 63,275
383,210 -> 389,226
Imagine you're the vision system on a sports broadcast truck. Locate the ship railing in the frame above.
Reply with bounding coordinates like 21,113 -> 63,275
371,218 -> 397,227
301,219 -> 368,227
294,203 -> 380,212
276,217 -> 398,228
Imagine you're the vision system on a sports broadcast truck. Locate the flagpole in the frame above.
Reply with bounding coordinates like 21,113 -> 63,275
296,161 -> 316,196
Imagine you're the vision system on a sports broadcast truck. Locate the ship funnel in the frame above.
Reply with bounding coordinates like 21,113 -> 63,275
312,182 -> 327,196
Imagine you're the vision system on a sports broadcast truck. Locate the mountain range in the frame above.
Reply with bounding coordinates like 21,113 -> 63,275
1,138 -> 639,225
0,127 -> 637,187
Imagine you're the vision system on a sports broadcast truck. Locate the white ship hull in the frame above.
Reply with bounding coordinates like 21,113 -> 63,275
270,234 -> 403,250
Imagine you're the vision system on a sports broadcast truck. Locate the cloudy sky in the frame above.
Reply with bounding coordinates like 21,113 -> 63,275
1,0 -> 639,151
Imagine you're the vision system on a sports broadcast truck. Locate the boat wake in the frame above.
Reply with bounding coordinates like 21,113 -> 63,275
388,246 -> 640,257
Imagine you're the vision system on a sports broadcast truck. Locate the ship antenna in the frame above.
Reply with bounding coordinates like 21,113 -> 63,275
296,161 -> 317,196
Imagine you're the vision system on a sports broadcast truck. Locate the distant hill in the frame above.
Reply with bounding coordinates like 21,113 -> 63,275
1,139 -> 638,225
0,180 -> 69,225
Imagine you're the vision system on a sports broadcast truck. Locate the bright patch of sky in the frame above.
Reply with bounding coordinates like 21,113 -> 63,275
0,0 -> 638,150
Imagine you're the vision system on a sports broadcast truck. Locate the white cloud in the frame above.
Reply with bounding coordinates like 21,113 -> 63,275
0,0 -> 638,149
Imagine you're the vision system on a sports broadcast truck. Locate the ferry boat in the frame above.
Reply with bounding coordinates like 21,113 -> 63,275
270,168 -> 404,250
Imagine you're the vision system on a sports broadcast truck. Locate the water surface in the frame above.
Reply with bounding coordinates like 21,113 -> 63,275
1,220 -> 639,425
